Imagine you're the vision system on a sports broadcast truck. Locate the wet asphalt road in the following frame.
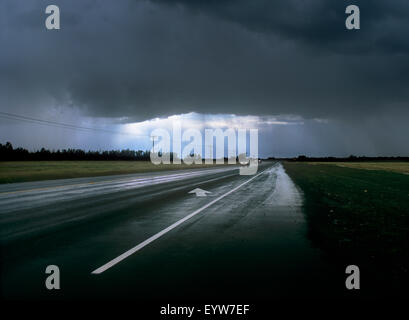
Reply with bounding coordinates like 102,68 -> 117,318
0,162 -> 345,301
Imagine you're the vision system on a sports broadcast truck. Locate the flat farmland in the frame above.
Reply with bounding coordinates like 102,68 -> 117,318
308,161 -> 409,174
283,161 -> 409,294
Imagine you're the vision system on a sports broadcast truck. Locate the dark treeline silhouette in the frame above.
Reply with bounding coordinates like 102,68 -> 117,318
0,142 -> 153,161
2,142 -> 408,162
281,155 -> 409,162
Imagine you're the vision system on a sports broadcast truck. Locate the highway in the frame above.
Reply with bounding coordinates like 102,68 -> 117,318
0,161 -> 343,301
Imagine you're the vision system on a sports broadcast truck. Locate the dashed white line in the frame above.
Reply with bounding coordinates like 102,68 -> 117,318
91,169 -> 265,274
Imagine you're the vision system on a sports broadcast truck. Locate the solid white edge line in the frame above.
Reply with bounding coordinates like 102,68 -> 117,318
91,169 -> 266,274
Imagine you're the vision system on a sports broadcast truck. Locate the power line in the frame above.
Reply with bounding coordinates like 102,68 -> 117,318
0,111 -> 151,138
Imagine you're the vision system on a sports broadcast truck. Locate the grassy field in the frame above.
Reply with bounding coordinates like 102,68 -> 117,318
0,161 -> 224,184
308,161 -> 409,174
283,162 -> 409,293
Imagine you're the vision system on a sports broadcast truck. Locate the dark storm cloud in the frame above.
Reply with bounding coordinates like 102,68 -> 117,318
154,0 -> 409,54
1,0 -> 408,122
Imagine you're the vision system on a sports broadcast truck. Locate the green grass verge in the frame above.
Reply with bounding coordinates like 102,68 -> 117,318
283,162 -> 409,290
0,161 -> 224,184
308,161 -> 409,174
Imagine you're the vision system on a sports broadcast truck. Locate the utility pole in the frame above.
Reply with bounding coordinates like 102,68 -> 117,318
151,136 -> 157,153
205,144 -> 213,164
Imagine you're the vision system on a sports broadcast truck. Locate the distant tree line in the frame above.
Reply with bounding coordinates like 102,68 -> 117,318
286,155 -> 409,162
0,142 -> 237,162
2,142 -> 408,162
0,142 -> 155,161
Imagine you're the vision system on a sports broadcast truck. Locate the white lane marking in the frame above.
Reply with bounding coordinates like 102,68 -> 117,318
188,188 -> 211,197
91,169 -> 265,274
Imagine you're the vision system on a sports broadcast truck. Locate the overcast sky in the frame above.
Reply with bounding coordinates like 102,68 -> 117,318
1,0 -> 408,157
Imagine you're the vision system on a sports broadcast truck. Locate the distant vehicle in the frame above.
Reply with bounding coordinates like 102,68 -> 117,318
239,159 -> 261,166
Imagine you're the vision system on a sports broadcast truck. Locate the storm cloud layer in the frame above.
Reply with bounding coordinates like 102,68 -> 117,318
0,0 -> 408,155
